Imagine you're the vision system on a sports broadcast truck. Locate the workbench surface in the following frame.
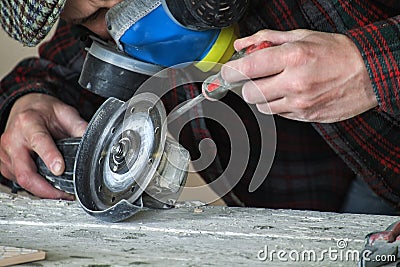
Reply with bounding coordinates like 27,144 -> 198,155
0,192 -> 397,266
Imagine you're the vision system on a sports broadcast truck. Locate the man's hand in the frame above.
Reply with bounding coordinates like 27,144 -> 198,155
221,29 -> 378,123
0,93 -> 88,199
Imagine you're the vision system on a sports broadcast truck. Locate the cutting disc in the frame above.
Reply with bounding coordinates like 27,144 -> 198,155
74,93 -> 167,222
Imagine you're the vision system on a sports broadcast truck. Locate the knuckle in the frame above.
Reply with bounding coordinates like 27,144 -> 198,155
254,29 -> 269,39
239,59 -> 257,78
286,44 -> 313,67
289,78 -> 307,94
54,102 -> 80,122
293,29 -> 311,37
292,98 -> 312,111
0,133 -> 13,150
15,171 -> 33,189
29,131 -> 50,151
30,98 -> 52,110
56,103 -> 75,114
13,111 -> 36,128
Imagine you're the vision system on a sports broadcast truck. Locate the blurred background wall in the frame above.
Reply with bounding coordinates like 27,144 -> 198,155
0,30 -> 39,79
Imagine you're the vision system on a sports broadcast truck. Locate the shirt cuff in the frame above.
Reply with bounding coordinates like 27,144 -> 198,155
0,82 -> 55,133
345,16 -> 400,115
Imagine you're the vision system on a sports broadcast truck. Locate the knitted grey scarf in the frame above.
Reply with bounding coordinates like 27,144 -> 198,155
0,0 -> 66,46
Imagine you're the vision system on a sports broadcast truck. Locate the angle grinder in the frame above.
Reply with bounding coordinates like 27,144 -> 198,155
79,0 -> 248,101
35,0 -> 249,222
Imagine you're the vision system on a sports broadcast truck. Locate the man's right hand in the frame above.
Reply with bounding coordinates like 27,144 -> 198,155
0,93 -> 88,199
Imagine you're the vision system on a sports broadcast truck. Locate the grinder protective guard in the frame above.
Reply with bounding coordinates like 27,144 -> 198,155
78,38 -> 166,101
74,94 -> 190,222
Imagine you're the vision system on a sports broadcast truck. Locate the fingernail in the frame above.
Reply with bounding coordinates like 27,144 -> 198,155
51,161 -> 62,174
241,83 -> 262,104
242,86 -> 250,102
77,121 -> 88,137
220,64 -> 231,82
66,194 -> 75,201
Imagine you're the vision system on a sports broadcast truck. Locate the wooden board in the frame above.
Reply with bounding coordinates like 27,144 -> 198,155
0,192 -> 398,266
0,246 -> 45,266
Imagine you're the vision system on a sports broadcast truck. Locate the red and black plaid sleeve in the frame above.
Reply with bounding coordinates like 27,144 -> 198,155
296,0 -> 400,208
232,0 -> 400,210
0,20 -> 103,132
316,1 -> 400,208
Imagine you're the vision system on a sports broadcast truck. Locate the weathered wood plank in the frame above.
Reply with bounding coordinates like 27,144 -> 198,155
0,192 -> 397,266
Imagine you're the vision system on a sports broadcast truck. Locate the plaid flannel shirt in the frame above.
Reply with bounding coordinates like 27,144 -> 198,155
1,0 -> 399,212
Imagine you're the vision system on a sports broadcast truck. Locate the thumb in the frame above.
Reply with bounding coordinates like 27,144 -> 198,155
54,103 -> 88,137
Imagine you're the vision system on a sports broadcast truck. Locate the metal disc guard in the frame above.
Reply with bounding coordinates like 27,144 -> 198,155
74,93 -> 189,222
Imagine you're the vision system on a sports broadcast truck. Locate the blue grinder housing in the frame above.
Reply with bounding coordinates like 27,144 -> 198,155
120,5 -> 219,67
